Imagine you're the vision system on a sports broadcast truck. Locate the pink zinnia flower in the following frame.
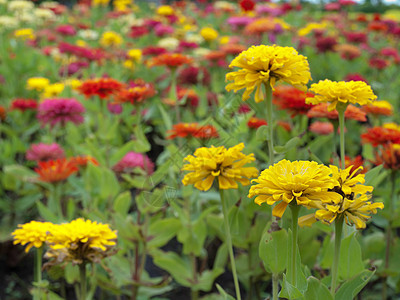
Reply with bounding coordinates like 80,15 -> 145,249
112,152 -> 154,175
37,98 -> 85,128
26,143 -> 65,162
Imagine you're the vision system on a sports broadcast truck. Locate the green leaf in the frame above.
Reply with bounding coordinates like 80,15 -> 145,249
177,219 -> 207,256
339,233 -> 364,280
109,141 -> 138,166
335,269 -> 375,300
132,126 -> 151,153
214,243 -> 228,270
152,250 -> 192,287
279,274 -> 304,299
36,201 -> 58,223
364,165 -> 386,186
113,191 -> 131,216
147,218 -> 182,249
259,227 -> 288,274
193,268 -> 224,292
100,167 -> 120,200
216,284 -> 236,300
286,229 -> 308,293
256,125 -> 270,141
304,277 -> 333,300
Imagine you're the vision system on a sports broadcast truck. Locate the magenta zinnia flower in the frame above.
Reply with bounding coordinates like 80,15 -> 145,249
26,143 -> 65,162
37,98 -> 85,128
112,152 -> 154,175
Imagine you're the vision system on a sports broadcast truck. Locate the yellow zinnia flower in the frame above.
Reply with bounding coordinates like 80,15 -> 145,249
49,218 -> 117,251
200,27 -> 219,41
14,28 -> 35,40
157,5 -> 174,16
314,194 -> 383,229
306,80 -> 377,112
127,48 -> 142,63
226,45 -> 312,103
100,31 -> 123,48
12,221 -> 54,253
27,77 -> 50,91
41,83 -> 65,98
182,143 -> 258,191
248,160 -> 341,218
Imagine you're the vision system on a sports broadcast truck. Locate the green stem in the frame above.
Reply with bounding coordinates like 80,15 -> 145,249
331,217 -> 344,296
51,183 -> 63,221
289,204 -> 300,286
272,273 -> 279,300
219,189 -> 241,300
34,247 -> 43,300
80,263 -> 87,300
383,170 -> 397,299
169,68 -> 180,124
264,83 -> 274,166
337,104 -> 348,169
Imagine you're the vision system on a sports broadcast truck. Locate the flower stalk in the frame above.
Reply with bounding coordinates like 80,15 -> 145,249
331,216 -> 344,296
219,189 -> 241,300
79,263 -> 87,300
264,82 -> 274,166
34,246 -> 43,300
289,204 -> 300,286
336,103 -> 348,169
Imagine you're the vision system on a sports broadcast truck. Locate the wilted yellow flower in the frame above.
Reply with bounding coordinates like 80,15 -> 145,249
127,49 -> 142,62
330,165 -> 373,196
182,143 -> 258,191
100,31 -> 123,47
12,221 -> 54,253
14,28 -> 35,40
306,80 -> 377,112
157,5 -> 174,16
248,160 -> 340,218
41,83 -> 64,98
226,45 -> 312,102
299,164 -> 382,229
314,194 -> 383,229
200,27 -> 219,41
27,77 -> 50,91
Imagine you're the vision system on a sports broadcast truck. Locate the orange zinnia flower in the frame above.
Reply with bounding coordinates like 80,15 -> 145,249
361,127 -> 400,146
247,117 -> 268,129
77,78 -> 125,99
244,18 -> 277,35
69,155 -> 99,168
307,103 -> 366,122
149,53 -> 193,69
374,143 -> 400,170
0,106 -> 6,121
115,85 -> 155,105
221,44 -> 247,56
273,85 -> 314,117
332,155 -> 367,174
35,159 -> 78,183
167,123 -> 219,139
362,100 -> 393,116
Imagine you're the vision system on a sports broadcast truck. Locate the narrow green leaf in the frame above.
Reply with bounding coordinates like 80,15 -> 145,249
113,191 -> 131,216
216,284 -> 236,300
335,269 -> 375,300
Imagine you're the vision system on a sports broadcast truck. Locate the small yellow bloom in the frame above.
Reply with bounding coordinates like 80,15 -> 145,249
127,49 -> 142,63
100,31 -> 123,48
41,83 -> 65,98
226,45 -> 312,103
27,77 -> 50,91
14,28 -> 35,40
219,36 -> 230,45
200,27 -> 219,41
157,5 -> 174,16
383,122 -> 400,132
76,39 -> 87,47
123,59 -> 135,70
182,143 -> 258,191
64,78 -> 82,89
92,0 -> 110,6
298,22 -> 327,36
306,80 -> 377,112
248,160 -> 340,218
12,221 -> 54,253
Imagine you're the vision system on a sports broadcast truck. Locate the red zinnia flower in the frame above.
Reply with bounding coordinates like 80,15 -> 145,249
309,121 -> 334,135
149,53 -> 193,69
273,86 -> 314,117
247,117 -> 267,129
78,78 -> 125,99
167,123 -> 219,139
177,66 -> 211,86
361,127 -> 400,146
240,0 -> 255,11
0,106 -> 6,121
369,57 -> 389,70
34,159 -> 78,183
10,98 -> 38,112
